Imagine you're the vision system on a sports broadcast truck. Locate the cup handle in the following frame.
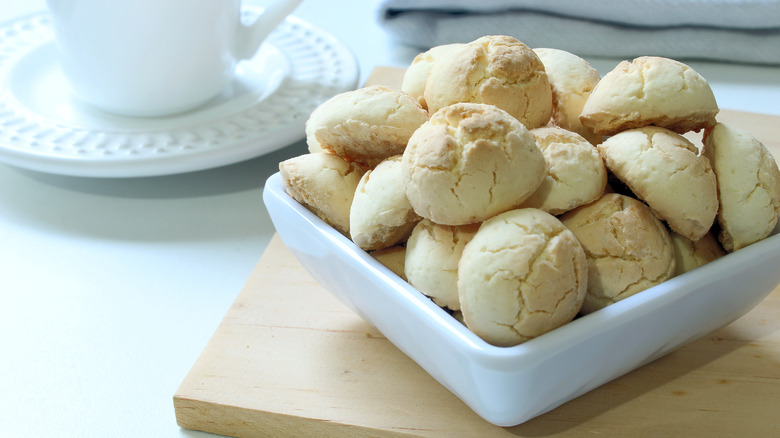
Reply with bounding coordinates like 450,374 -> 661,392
234,0 -> 303,60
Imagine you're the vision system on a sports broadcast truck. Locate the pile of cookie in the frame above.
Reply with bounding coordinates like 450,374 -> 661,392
279,35 -> 780,347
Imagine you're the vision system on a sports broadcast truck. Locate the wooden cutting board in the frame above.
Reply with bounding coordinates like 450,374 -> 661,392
174,68 -> 780,437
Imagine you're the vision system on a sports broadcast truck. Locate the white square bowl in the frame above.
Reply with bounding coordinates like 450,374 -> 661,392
262,171 -> 780,427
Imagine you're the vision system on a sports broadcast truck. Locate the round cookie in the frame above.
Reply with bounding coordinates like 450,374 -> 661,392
458,208 -> 587,347
703,123 -> 780,251
533,48 -> 602,144
305,85 -> 429,167
560,193 -> 676,314
405,219 -> 480,311
580,56 -> 719,136
424,35 -> 552,129
669,231 -> 725,276
402,102 -> 546,226
522,126 -> 607,215
597,126 -> 718,241
401,43 -> 464,111
279,153 -> 366,236
350,156 -> 421,251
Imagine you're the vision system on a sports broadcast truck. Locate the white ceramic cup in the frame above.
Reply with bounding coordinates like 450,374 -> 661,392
46,0 -> 302,117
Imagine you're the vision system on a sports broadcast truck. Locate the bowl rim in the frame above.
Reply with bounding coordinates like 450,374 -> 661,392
264,171 -> 780,366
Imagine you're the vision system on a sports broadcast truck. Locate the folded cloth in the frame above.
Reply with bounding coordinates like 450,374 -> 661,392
377,0 -> 780,65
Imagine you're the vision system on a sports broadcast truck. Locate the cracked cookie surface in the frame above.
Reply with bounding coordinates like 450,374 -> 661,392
458,208 -> 587,347
305,85 -> 429,167
560,193 -> 675,314
522,126 -> 607,215
598,126 -> 718,241
703,122 -> 780,251
423,35 -> 552,129
402,102 -> 546,226
279,153 -> 366,236
579,56 -> 718,136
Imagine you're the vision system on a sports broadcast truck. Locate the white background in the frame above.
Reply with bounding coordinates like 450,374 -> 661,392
1,1 -> 779,437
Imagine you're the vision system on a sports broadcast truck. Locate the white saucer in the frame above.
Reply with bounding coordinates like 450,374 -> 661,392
0,11 -> 359,177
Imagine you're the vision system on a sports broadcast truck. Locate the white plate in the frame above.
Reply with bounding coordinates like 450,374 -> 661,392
0,12 -> 358,177
262,172 -> 780,427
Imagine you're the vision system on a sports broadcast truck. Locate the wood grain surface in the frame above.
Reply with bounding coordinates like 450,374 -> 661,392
174,67 -> 780,438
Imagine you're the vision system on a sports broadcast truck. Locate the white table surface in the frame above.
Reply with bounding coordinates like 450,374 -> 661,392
1,1 -> 779,437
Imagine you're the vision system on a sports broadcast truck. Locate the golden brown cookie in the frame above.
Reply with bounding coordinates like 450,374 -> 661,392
580,56 -> 718,136
703,123 -> 780,251
401,43 -> 464,111
350,156 -> 421,251
533,48 -> 602,144
402,102 -> 546,226
305,85 -> 429,167
279,153 -> 366,236
458,208 -> 587,347
522,126 -> 607,215
669,231 -> 725,276
560,193 -> 676,314
405,219 -> 480,311
423,35 -> 552,129
597,126 -> 718,241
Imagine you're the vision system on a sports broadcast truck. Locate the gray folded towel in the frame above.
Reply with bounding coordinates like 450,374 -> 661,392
377,0 -> 780,64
